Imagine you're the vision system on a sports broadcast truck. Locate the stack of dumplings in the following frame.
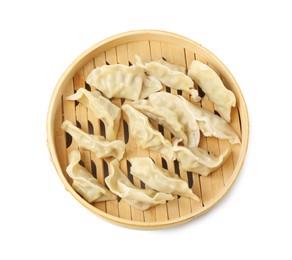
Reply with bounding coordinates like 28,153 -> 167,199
62,55 -> 240,211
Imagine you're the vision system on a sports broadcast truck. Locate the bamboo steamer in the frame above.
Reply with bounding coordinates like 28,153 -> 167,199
46,30 -> 249,229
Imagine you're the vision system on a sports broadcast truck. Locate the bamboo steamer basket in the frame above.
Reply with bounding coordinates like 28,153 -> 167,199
47,30 -> 249,229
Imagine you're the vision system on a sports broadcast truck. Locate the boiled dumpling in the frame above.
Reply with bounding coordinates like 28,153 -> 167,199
178,95 -> 240,144
173,139 -> 231,176
139,75 -> 163,99
66,150 -> 116,203
154,59 -> 186,73
66,88 -> 121,141
129,157 -> 200,201
86,64 -> 145,100
122,104 -> 175,161
61,120 -> 125,161
105,159 -> 174,210
132,99 -> 187,144
136,56 -> 200,101
188,60 -> 236,122
132,92 -> 200,147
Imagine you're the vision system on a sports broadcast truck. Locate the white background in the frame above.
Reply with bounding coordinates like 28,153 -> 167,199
1,0 -> 291,259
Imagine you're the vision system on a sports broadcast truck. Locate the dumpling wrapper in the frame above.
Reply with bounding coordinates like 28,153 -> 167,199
154,59 -> 186,73
136,55 -> 200,101
122,104 -> 175,161
132,92 -> 200,147
105,159 -> 174,211
129,157 -> 200,201
178,95 -> 240,144
66,150 -> 116,203
61,120 -> 125,161
173,139 -> 231,176
139,75 -> 163,99
86,64 -> 145,100
188,60 -> 236,122
132,99 -> 187,144
66,88 -> 121,141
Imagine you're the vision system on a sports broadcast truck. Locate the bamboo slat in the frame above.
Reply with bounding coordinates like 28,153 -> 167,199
184,48 -> 203,212
148,41 -> 169,222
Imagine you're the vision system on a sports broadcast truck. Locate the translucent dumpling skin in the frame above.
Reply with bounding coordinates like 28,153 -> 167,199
136,55 -> 200,101
61,120 -> 125,161
66,150 -> 116,203
129,157 -> 200,201
86,64 -> 145,101
173,139 -> 231,176
66,88 -> 121,141
132,92 -> 200,147
122,104 -> 175,161
105,159 -> 174,210
178,95 -> 240,144
188,60 -> 236,122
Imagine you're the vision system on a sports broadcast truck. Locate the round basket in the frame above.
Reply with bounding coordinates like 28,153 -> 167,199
47,30 -> 249,229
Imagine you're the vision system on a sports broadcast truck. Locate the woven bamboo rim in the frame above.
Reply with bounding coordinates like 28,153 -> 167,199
46,30 -> 249,229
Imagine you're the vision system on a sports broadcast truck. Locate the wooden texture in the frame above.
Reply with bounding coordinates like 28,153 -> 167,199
47,30 -> 249,229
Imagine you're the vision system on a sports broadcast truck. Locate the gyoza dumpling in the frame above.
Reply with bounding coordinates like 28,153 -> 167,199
178,96 -> 240,144
139,75 -> 163,99
66,88 -> 121,140
173,139 -> 231,176
86,64 -> 145,100
132,99 -> 187,144
136,56 -> 200,101
132,92 -> 200,147
66,150 -> 116,203
61,120 -> 125,161
188,60 -> 236,122
105,159 -> 174,210
122,104 -> 175,161
129,157 -> 200,201
154,59 -> 186,73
